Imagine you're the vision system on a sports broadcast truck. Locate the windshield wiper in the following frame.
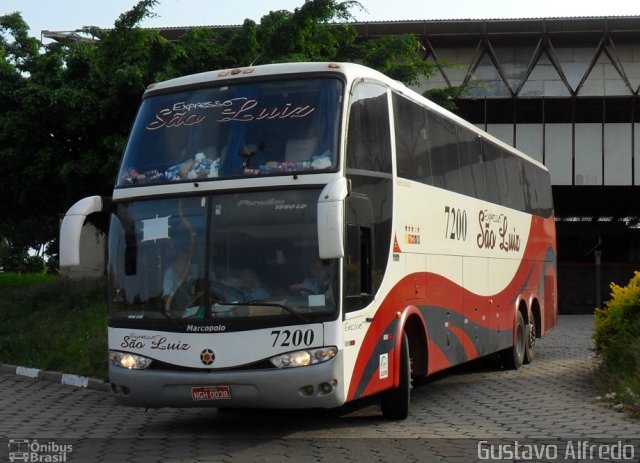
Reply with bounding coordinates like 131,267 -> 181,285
154,308 -> 186,328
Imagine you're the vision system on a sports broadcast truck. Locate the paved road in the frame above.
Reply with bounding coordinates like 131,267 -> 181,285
1,315 -> 639,462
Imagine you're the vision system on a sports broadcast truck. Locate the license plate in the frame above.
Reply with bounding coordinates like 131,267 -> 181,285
191,385 -> 231,401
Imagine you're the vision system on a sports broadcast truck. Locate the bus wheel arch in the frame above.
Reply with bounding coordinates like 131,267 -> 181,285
404,314 -> 428,379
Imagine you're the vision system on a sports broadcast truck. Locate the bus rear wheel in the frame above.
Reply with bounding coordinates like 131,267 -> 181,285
380,333 -> 411,420
524,319 -> 536,364
499,311 -> 525,370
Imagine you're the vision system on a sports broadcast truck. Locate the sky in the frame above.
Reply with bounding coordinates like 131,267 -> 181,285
2,0 -> 640,41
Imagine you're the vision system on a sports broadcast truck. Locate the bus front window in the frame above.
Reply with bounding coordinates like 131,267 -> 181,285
108,197 -> 207,319
116,78 -> 342,186
108,190 -> 339,322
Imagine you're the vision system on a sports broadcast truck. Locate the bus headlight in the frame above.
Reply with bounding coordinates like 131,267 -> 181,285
109,351 -> 153,370
269,346 -> 337,368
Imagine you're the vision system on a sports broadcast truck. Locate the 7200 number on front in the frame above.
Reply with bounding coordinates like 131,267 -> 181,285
270,328 -> 315,347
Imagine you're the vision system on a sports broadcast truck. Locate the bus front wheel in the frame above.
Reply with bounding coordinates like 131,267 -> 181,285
380,332 -> 411,420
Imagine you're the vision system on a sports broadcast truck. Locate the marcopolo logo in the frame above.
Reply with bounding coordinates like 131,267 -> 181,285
200,348 -> 215,366
8,439 -> 73,462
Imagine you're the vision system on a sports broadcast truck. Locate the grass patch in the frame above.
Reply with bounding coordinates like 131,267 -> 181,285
0,276 -> 108,380
0,272 -> 57,290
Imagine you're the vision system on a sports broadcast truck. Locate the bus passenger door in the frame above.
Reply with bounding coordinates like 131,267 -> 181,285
344,193 -> 374,314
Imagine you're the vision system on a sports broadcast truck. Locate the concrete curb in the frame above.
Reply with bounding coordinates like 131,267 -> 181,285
0,363 -> 110,393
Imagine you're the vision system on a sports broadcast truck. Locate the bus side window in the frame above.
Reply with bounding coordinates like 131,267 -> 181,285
481,139 -> 508,206
457,129 -> 487,199
347,82 -> 392,174
427,111 -> 463,194
503,155 -> 526,211
392,92 -> 431,182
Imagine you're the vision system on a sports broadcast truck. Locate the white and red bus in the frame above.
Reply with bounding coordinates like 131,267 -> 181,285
60,62 -> 557,419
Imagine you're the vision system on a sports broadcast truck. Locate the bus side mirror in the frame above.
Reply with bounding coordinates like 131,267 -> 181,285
59,196 -> 105,267
317,178 -> 349,259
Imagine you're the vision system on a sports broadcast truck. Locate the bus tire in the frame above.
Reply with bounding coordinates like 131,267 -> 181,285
524,320 -> 535,364
499,311 -> 525,370
380,332 -> 410,420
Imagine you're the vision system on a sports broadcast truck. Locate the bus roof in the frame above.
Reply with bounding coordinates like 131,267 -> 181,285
144,62 -> 382,95
144,61 -> 548,173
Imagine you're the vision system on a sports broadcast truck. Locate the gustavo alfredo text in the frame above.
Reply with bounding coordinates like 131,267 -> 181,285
478,440 -> 636,461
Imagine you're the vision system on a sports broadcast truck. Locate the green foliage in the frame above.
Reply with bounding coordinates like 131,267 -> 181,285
593,271 -> 640,413
0,276 -> 107,379
424,86 -> 467,111
358,34 -> 434,85
0,0 -> 450,267
256,0 -> 360,63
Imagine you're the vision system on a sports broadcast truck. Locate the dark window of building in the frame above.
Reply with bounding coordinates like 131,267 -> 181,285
634,97 -> 640,123
574,98 -> 604,123
604,98 -> 633,123
516,99 -> 544,123
456,99 -> 486,126
485,99 -> 514,124
544,98 -> 572,123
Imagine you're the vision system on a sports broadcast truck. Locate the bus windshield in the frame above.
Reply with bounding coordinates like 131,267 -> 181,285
117,78 -> 342,186
107,189 -> 338,322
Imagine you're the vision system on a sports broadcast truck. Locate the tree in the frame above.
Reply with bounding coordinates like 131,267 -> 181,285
255,0 -> 360,63
0,0 -> 447,270
0,13 -> 65,263
358,34 -> 433,86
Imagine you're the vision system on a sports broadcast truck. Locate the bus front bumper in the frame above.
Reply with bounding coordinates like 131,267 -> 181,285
108,351 -> 346,409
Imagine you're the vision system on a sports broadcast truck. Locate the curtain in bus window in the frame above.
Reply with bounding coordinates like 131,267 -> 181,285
426,111 -> 462,193
392,93 -> 431,182
346,83 -> 392,173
